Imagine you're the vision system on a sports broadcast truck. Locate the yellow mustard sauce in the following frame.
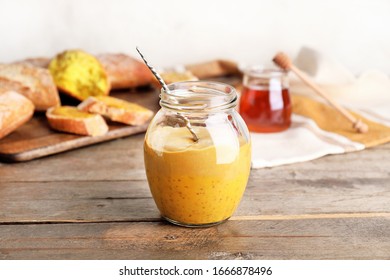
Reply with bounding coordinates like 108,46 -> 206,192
144,126 -> 251,225
95,96 -> 148,111
51,106 -> 95,118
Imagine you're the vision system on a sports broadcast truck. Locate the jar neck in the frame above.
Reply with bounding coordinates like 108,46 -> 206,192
243,67 -> 288,89
160,81 -> 237,114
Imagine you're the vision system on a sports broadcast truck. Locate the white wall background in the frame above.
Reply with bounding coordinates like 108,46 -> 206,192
0,0 -> 389,75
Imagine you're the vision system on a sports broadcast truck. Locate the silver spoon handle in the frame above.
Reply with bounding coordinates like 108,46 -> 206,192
136,47 -> 199,142
136,47 -> 170,93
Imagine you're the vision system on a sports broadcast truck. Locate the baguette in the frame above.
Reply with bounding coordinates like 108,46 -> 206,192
15,57 -> 51,68
46,106 -> 108,136
0,91 -> 35,139
0,63 -> 60,111
16,53 -> 155,90
49,50 -> 110,101
78,96 -> 153,126
97,53 -> 154,89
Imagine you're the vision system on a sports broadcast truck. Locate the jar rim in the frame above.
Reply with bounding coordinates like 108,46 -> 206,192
160,81 -> 237,113
244,65 -> 287,78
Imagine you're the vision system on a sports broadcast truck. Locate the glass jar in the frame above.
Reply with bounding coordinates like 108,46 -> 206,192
144,81 -> 251,227
239,66 -> 292,132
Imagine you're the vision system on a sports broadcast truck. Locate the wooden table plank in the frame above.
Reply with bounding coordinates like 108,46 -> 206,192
1,137 -> 389,223
0,181 -> 159,223
0,135 -> 387,183
0,102 -> 389,260
1,218 -> 389,259
1,136 -> 389,183
1,175 -> 389,223
0,134 -> 147,182
0,75 -> 390,259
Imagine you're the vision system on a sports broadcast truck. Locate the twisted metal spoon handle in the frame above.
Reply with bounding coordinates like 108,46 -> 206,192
136,47 -> 199,142
136,47 -> 170,93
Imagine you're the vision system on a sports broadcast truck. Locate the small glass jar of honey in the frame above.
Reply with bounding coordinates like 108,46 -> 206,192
239,66 -> 292,133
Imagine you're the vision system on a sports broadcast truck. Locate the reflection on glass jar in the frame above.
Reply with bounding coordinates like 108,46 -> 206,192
144,81 -> 251,227
239,67 -> 292,133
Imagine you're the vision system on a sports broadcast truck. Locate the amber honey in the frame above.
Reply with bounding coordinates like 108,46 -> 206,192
239,67 -> 291,133
240,86 -> 291,132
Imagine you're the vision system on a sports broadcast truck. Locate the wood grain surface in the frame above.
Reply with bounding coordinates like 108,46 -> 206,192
0,132 -> 389,259
1,218 -> 389,260
0,76 -> 389,260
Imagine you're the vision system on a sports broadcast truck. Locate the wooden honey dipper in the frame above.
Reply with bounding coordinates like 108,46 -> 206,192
273,52 -> 368,133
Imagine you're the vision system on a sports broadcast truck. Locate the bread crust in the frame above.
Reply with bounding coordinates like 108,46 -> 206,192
78,96 -> 153,126
0,63 -> 60,111
0,91 -> 35,139
49,50 -> 110,101
46,106 -> 108,136
15,57 -> 51,68
97,53 -> 154,89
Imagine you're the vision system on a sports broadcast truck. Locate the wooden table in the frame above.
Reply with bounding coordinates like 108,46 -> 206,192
0,91 -> 389,260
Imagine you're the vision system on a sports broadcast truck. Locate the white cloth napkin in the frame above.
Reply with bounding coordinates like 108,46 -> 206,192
250,46 -> 390,169
250,114 -> 364,168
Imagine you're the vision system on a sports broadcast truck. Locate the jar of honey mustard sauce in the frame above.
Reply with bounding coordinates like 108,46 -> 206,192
144,81 -> 251,227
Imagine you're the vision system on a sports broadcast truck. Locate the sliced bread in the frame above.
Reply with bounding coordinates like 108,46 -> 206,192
78,96 -> 153,126
46,106 -> 108,136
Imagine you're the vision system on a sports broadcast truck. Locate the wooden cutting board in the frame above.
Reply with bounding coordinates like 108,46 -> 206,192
0,87 -> 160,162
